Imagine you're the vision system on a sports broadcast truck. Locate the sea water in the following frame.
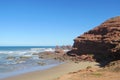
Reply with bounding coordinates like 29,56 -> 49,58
0,46 -> 61,79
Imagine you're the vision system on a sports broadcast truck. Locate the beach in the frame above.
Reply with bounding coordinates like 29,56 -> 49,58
3,61 -> 98,80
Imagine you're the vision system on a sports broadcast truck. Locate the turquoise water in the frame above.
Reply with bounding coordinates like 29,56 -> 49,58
0,46 -> 61,79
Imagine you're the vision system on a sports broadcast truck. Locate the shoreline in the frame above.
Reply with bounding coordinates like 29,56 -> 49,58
0,62 -> 62,79
3,61 -> 99,80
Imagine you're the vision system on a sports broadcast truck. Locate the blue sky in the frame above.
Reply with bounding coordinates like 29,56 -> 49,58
0,0 -> 120,46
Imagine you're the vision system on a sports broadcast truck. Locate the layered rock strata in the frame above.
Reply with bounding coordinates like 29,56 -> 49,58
68,16 -> 120,62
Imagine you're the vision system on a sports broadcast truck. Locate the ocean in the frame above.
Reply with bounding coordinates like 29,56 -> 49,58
0,46 -> 61,79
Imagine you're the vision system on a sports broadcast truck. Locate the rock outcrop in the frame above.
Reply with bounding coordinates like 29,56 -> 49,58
68,16 -> 120,63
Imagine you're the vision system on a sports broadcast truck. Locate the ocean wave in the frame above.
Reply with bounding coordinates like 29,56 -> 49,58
30,48 -> 55,52
0,46 -> 63,79
0,47 -> 55,65
44,48 -> 55,52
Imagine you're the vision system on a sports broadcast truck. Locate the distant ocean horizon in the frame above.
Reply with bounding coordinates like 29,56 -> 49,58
0,46 -> 61,79
0,46 -> 55,50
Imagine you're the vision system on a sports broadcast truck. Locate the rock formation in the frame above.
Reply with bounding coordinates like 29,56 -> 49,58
67,16 -> 120,63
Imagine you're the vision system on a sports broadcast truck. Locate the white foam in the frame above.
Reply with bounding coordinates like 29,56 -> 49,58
0,47 -> 56,65
31,48 -> 45,51
44,48 -> 55,52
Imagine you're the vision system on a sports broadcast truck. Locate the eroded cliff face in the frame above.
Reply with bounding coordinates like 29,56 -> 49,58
68,16 -> 120,62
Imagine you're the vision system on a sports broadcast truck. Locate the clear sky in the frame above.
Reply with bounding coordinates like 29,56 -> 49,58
0,0 -> 120,46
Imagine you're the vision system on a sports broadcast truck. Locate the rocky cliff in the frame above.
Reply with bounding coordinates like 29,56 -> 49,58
68,16 -> 120,63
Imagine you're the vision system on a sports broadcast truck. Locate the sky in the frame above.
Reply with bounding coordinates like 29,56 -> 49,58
0,0 -> 120,46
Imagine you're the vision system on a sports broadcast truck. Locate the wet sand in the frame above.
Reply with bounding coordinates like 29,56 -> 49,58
3,61 -> 98,80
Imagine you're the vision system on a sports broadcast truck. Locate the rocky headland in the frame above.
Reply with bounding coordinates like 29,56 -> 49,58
67,16 -> 120,66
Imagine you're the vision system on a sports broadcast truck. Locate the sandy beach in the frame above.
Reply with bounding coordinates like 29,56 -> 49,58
2,61 -> 98,80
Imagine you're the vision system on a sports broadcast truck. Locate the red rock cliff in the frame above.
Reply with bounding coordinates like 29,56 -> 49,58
68,16 -> 120,62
